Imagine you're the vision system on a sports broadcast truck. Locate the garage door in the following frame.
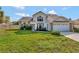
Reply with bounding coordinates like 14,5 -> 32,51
53,24 -> 70,32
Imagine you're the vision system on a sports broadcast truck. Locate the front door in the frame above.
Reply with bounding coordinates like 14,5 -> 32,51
37,23 -> 44,31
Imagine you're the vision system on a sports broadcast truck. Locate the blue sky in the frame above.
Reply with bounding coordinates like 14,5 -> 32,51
1,6 -> 79,21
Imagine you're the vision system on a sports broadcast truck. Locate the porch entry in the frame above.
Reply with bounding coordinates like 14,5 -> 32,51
37,23 -> 44,31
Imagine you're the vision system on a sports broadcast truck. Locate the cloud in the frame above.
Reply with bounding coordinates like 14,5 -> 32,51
16,13 -> 30,17
16,18 -> 20,20
62,7 -> 71,10
48,10 -> 57,14
43,8 -> 47,11
26,14 -> 30,16
62,7 -> 68,10
12,6 -> 25,10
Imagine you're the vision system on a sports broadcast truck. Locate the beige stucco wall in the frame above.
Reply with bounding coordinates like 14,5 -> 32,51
47,15 -> 58,23
20,20 -> 29,24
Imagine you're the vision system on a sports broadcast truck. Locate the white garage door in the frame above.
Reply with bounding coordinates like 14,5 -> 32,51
53,24 -> 70,32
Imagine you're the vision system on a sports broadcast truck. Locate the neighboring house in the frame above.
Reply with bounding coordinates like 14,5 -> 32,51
18,17 -> 32,27
19,11 -> 73,32
73,19 -> 79,28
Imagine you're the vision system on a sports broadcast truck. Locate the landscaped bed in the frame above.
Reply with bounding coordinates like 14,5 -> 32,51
74,28 -> 79,33
0,30 -> 79,53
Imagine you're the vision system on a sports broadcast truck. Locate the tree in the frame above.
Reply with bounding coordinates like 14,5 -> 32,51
69,18 -> 72,21
0,7 -> 3,23
12,21 -> 19,25
0,19 -> 3,23
0,7 -> 2,10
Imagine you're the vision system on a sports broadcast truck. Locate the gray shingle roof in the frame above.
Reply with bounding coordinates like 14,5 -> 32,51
19,17 -> 32,21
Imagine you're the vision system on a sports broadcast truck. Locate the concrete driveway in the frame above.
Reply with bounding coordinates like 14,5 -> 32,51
61,32 -> 79,42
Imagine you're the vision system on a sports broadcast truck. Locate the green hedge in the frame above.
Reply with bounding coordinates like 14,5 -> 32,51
50,31 -> 60,36
74,28 -> 79,32
36,28 -> 47,31
20,25 -> 32,30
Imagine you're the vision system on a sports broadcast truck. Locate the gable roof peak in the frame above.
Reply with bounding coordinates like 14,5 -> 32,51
38,11 -> 43,12
33,11 -> 46,16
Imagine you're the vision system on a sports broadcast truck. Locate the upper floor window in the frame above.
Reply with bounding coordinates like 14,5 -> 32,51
37,16 -> 43,21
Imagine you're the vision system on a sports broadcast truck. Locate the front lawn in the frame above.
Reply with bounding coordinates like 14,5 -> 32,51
0,30 -> 79,53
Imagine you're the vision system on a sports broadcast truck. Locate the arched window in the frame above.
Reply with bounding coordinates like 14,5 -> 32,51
37,16 -> 43,21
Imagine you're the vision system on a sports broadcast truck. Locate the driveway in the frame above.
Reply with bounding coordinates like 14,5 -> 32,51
61,32 -> 79,42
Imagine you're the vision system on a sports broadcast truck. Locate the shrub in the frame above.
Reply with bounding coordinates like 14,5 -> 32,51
41,28 -> 47,31
20,25 -> 32,30
20,26 -> 24,30
74,28 -> 79,32
36,28 -> 47,31
51,31 -> 60,36
26,25 -> 32,30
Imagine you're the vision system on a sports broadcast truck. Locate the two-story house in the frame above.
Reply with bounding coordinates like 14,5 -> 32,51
19,11 -> 73,32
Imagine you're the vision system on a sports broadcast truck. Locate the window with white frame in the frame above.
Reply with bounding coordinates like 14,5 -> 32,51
37,16 -> 43,21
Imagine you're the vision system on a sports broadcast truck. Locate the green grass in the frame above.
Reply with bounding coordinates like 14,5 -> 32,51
0,30 -> 79,53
